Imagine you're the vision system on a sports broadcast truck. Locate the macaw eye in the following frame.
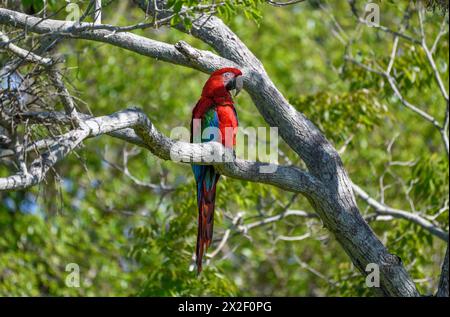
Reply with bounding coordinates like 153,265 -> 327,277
222,72 -> 234,81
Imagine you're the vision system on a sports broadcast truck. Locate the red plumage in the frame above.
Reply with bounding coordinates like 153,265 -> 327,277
191,68 -> 242,273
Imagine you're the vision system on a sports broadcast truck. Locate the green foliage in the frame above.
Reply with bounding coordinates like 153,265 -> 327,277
1,1 -> 448,297
129,184 -> 238,296
0,191 -> 145,296
166,0 -> 264,28
20,0 -> 61,12
411,154 -> 449,219
290,89 -> 388,144
21,0 -> 45,11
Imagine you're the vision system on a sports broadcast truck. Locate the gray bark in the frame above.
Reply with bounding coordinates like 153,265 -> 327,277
436,245 -> 449,297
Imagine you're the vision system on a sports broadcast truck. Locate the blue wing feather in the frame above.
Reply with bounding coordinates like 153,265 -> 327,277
192,107 -> 220,191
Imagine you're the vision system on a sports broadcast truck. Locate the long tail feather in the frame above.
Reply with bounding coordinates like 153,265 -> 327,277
195,166 -> 219,274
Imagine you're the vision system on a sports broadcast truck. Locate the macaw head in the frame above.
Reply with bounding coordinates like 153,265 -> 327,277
201,67 -> 243,99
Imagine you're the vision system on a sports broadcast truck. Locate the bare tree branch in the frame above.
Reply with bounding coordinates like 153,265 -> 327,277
346,0 -> 421,44
345,56 -> 442,128
48,71 -> 81,126
266,0 -> 306,7
345,3 -> 449,159
431,15 -> 448,54
93,0 -> 102,25
0,109 -> 322,197
0,129 -> 88,191
241,209 -> 317,232
0,8 -> 236,74
0,31 -> 53,66
352,183 -> 448,242
418,5 -> 449,104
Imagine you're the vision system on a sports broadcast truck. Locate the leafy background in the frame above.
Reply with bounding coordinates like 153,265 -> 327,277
0,0 -> 448,296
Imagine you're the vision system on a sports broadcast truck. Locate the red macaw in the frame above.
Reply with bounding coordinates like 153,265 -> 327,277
191,67 -> 243,273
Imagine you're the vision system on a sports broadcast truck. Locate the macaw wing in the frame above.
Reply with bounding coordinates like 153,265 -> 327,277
190,106 -> 221,273
191,107 -> 220,183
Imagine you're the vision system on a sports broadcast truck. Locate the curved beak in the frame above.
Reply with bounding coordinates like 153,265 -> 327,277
234,75 -> 243,97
